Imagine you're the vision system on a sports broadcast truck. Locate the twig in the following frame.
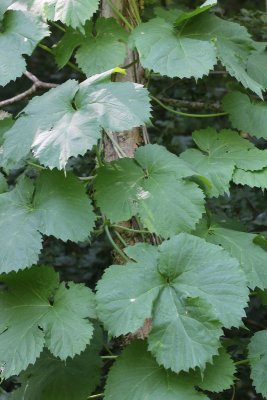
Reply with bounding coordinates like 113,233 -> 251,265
0,71 -> 58,108
88,394 -> 104,399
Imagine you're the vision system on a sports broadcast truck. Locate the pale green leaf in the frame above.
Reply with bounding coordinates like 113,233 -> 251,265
56,18 -> 128,77
96,234 -> 248,372
193,348 -> 236,393
181,148 -> 234,197
104,341 -> 209,400
94,144 -> 204,238
29,0 -> 100,30
248,330 -> 267,398
191,128 -> 267,170
195,222 -> 267,290
0,266 -> 96,378
223,91 -> 267,140
130,17 -> 217,79
3,74 -> 151,169
0,9 -> 49,86
11,330 -> 102,400
233,167 -> 267,189
181,128 -> 267,197
0,170 -> 95,273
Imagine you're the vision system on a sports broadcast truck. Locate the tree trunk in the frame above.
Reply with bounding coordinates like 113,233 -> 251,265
100,0 -> 147,161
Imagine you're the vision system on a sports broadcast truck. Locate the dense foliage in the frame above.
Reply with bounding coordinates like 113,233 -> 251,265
0,0 -> 267,399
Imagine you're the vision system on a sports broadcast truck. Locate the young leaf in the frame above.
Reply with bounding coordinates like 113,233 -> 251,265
0,266 -> 96,378
195,222 -> 267,290
55,18 -> 128,77
94,144 -> 204,238
29,0 -> 100,30
104,341 -> 209,400
0,170 -> 96,273
248,330 -> 267,398
0,9 -> 49,86
2,73 -> 151,169
223,91 -> 267,140
96,233 -> 248,372
180,128 -> 267,197
11,329 -> 102,400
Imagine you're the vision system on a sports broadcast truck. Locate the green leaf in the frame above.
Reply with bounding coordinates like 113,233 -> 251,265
55,18 -> 128,77
181,128 -> 267,197
29,0 -> 100,30
0,170 -> 95,273
96,233 -> 248,372
247,52 -> 267,89
2,73 -> 151,169
223,91 -> 267,140
11,329 -> 102,400
0,266 -> 96,378
33,170 -> 95,241
193,348 -> 236,393
181,148 -> 234,197
94,144 -> 204,238
182,14 -> 264,97
130,9 -> 265,94
233,167 -> 267,189
0,173 -> 7,194
248,330 -> 267,398
175,0 -> 216,26
104,341 -> 209,400
130,17 -> 217,79
0,0 -> 13,19
0,9 -> 49,86
195,222 -> 267,290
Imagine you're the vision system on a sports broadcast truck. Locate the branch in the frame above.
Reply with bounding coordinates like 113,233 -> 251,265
0,71 -> 58,108
157,96 -> 222,112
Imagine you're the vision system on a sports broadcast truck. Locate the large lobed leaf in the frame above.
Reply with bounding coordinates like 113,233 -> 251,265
104,341 -> 235,400
0,266 -> 96,378
94,144 -> 205,238
11,328 -> 102,400
96,233 -> 248,372
2,70 -> 151,170
130,5 -> 266,96
0,7 -> 49,86
180,128 -> 267,197
0,170 -> 96,273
